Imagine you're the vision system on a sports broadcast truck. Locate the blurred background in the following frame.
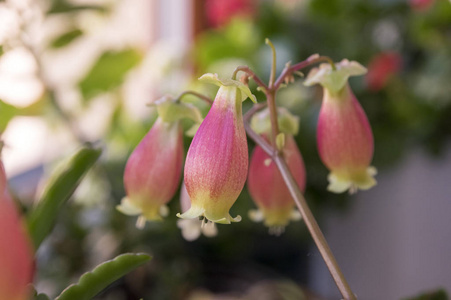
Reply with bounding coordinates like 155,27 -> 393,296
1,0 -> 451,299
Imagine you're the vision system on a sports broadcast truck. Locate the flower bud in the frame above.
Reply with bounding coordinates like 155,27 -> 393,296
247,108 -> 306,234
177,73 -> 256,224
0,162 -> 34,300
305,59 -> 377,193
118,117 -> 184,226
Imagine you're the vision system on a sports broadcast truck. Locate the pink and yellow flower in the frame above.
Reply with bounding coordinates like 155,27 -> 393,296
305,59 -> 377,193
177,74 -> 256,224
119,117 -> 184,227
248,134 -> 306,234
0,161 -> 34,300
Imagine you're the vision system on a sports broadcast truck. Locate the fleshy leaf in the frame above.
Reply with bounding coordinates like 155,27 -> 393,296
56,253 -> 151,300
27,145 -> 102,249
199,73 -> 257,103
304,59 -> 367,93
79,49 -> 142,101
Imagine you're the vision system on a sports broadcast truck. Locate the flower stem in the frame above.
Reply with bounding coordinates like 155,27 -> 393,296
265,38 -> 277,88
273,54 -> 336,90
177,90 -> 213,105
243,50 -> 356,299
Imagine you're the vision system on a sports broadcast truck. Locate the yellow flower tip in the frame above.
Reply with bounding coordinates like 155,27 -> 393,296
116,197 -> 141,216
327,166 -> 377,194
249,207 -> 302,234
177,205 -> 241,224
117,197 -> 169,227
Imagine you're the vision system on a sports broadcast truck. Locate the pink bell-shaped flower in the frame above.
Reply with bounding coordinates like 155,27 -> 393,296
0,161 -> 34,300
304,59 -> 377,193
247,108 -> 306,234
118,117 -> 184,227
248,134 -> 306,235
177,73 -> 256,224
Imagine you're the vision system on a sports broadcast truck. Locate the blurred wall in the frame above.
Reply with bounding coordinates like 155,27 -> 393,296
310,146 -> 451,299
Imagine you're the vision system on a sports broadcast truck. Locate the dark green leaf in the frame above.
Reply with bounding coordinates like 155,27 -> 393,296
56,253 -> 151,300
50,29 -> 83,48
27,146 -> 102,249
35,293 -> 50,300
78,49 -> 142,101
403,289 -> 449,300
0,45 -> 4,56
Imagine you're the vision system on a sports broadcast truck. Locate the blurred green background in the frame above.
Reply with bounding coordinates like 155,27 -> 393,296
1,0 -> 450,299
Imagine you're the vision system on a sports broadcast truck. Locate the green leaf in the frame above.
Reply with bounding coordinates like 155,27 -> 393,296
0,100 -> 19,133
50,29 -> 83,48
31,285 -> 51,300
56,253 -> 151,300
403,289 -> 448,300
27,146 -> 102,249
78,49 -> 142,101
34,293 -> 50,300
47,0 -> 107,14
0,45 -> 4,56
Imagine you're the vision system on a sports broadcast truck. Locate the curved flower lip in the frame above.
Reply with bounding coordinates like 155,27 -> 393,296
199,73 -> 257,103
328,166 -> 377,194
249,208 -> 301,236
177,206 -> 242,224
304,59 -> 367,93
177,182 -> 219,240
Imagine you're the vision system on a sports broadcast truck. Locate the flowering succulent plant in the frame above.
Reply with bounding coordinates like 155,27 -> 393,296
177,73 -> 256,224
304,59 -> 377,193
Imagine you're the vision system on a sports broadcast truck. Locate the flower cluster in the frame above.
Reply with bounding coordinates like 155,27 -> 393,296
119,57 -> 376,238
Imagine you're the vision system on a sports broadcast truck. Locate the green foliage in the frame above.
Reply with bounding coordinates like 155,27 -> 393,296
50,29 -> 83,48
56,253 -> 151,300
0,100 -> 19,133
403,289 -> 449,300
27,146 -> 102,249
78,49 -> 142,101
34,293 -> 50,300
47,0 -> 107,14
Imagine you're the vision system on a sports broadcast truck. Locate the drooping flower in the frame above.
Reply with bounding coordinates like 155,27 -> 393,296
366,52 -> 402,91
177,73 -> 256,224
0,161 -> 34,300
304,59 -> 377,193
118,117 -> 184,227
247,108 -> 306,234
176,182 -> 218,241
